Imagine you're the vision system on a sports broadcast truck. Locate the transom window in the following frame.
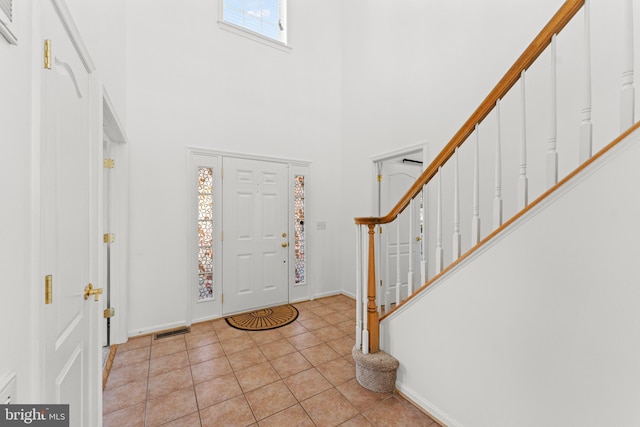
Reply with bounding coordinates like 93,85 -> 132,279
221,0 -> 287,45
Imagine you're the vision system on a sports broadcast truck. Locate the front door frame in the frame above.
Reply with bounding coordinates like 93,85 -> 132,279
185,148 -> 311,324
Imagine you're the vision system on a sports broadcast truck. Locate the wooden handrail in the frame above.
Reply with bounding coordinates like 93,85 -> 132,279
355,0 -> 584,227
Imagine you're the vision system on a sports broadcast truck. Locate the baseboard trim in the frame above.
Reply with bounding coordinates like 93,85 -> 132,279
102,344 -> 118,391
395,383 -> 462,427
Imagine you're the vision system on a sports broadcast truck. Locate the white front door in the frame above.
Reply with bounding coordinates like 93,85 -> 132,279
41,1 -> 100,425
380,162 -> 422,307
222,157 -> 289,314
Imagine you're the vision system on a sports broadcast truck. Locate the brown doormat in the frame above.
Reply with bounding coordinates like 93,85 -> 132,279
225,304 -> 299,331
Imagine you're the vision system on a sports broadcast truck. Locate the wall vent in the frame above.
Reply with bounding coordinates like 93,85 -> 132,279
153,326 -> 191,340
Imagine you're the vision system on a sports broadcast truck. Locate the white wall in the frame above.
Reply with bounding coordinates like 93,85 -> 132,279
383,128 -> 640,426
125,0 -> 343,334
0,0 -> 35,403
65,0 -> 127,124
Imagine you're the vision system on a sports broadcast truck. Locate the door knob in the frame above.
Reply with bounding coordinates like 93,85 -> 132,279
282,242 -> 288,248
416,236 -> 422,241
84,283 -> 103,301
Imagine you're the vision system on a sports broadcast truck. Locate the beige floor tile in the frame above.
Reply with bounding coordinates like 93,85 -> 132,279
287,332 -> 322,351
270,351 -> 312,378
300,343 -> 341,366
362,396 -> 436,427
147,366 -> 193,400
301,388 -> 359,427
221,335 -> 257,355
111,347 -> 150,370
228,346 -> 267,372
103,379 -> 147,415
277,322 -> 309,338
244,380 -> 297,421
116,336 -> 151,353
235,361 -> 281,392
150,339 -> 187,359
145,387 -> 198,427
339,414 -> 374,426
190,355 -> 233,384
283,368 -> 333,401
336,320 -> 355,335
295,310 -> 318,322
327,336 -> 355,356
187,342 -> 225,364
199,395 -> 256,427
185,330 -> 219,349
313,325 -> 346,342
189,321 -> 214,335
336,378 -> 392,412
299,317 -> 330,331
194,372 -> 243,410
259,339 -> 297,360
325,312 -> 351,325
316,357 -> 356,386
106,360 -> 150,389
309,305 -> 336,317
159,411 -> 201,427
249,328 -> 285,346
103,402 -> 146,427
151,334 -> 185,346
215,326 -> 249,342
148,350 -> 190,377
257,404 -> 315,427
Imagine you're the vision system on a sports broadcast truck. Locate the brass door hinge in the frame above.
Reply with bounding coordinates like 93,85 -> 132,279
45,275 -> 52,304
104,307 -> 116,319
103,158 -> 115,169
103,233 -> 115,243
44,40 -> 51,70
221,231 -> 224,241
221,293 -> 224,304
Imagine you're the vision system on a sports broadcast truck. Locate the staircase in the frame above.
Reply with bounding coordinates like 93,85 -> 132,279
353,1 -> 640,425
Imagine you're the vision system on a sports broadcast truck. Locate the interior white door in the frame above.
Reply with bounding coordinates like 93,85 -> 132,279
41,2 -> 100,425
380,162 -> 422,306
222,157 -> 289,314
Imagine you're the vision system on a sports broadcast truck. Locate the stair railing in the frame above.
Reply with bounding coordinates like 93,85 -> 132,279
354,0 -> 638,354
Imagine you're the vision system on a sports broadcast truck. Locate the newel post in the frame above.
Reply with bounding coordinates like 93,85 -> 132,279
366,224 -> 379,353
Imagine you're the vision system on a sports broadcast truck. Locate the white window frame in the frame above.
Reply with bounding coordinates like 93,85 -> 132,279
0,0 -> 17,45
218,0 -> 291,53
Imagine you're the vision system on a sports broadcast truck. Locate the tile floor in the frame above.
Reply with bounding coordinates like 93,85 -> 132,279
103,294 -> 439,426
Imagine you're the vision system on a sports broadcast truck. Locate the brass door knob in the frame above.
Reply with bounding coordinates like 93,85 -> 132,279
282,242 -> 288,248
84,283 -> 103,301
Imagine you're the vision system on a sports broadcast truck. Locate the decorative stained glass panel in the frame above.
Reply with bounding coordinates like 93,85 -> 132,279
294,175 -> 305,284
198,167 -> 215,301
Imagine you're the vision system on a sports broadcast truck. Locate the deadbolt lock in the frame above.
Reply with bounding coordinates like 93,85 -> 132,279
282,232 -> 287,238
83,283 -> 103,302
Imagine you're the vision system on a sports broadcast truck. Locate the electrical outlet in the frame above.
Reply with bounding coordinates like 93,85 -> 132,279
0,372 -> 17,404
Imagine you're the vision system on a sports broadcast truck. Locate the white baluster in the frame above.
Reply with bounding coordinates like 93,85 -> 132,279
395,218 -> 401,307
518,70 -> 529,210
494,99 -> 504,228
453,148 -> 461,259
420,185 -> 428,285
547,34 -> 559,188
355,225 -> 362,350
435,167 -> 444,274
580,0 -> 593,163
471,124 -> 481,245
407,200 -> 414,296
621,0 -> 635,131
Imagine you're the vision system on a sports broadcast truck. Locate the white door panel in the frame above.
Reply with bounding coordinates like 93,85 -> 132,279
41,1 -> 99,425
223,158 -> 289,314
